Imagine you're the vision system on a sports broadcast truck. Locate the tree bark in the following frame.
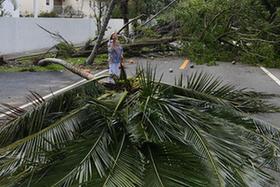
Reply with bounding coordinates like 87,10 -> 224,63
120,0 -> 129,36
39,58 -> 95,80
86,0 -> 117,65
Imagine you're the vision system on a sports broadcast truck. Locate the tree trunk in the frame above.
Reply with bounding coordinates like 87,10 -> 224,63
38,58 -> 95,80
73,37 -> 177,57
120,0 -> 129,36
86,0 -> 117,65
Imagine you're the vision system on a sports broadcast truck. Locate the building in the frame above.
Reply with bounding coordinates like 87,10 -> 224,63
2,0 -> 95,18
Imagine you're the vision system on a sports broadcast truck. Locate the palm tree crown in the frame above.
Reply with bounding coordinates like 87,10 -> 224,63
0,66 -> 280,187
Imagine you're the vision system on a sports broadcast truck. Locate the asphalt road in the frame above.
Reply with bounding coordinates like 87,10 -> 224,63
0,57 -> 279,123
0,71 -> 81,106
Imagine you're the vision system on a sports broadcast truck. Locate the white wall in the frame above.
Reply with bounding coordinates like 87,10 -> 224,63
0,18 -> 125,56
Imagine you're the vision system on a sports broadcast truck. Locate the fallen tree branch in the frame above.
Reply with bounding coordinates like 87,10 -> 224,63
118,14 -> 145,35
38,58 -> 95,80
98,14 -> 145,47
37,24 -> 70,45
74,37 -> 177,57
141,0 -> 179,27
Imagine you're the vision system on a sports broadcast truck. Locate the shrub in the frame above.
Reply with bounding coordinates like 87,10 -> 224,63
38,11 -> 58,17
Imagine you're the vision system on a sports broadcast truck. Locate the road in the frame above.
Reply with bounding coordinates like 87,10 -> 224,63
1,57 -> 279,123
0,71 -> 81,106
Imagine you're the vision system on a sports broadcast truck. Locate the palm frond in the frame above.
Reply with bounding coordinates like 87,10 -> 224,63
155,97 -> 276,186
0,106 -> 88,178
0,80 -> 105,147
1,65 -> 279,187
174,71 -> 279,112
99,135 -> 144,187
53,129 -> 112,187
136,64 -> 163,98
143,143 -> 212,187
186,71 -> 236,97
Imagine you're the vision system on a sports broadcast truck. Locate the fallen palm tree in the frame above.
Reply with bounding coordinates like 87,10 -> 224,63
38,58 -> 95,80
1,62 -> 280,186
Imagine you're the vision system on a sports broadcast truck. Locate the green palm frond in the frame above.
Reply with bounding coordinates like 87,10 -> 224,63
143,143 -> 212,187
0,103 -> 25,121
154,99 -> 224,185
0,80 -> 105,148
0,106 -> 88,179
175,71 -> 279,113
186,71 -> 236,97
99,136 -> 144,187
136,64 -> 163,98
53,130 -> 112,186
160,83 -> 231,107
154,95 -> 277,186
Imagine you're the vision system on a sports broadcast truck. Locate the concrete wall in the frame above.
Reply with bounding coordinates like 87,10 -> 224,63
0,17 -> 124,56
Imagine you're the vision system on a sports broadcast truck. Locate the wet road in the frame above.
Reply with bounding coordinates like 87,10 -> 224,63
0,71 -> 81,106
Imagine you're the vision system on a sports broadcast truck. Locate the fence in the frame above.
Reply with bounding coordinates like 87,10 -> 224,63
0,17 -> 124,56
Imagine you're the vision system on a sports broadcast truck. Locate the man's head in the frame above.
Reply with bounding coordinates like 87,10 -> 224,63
110,32 -> 118,41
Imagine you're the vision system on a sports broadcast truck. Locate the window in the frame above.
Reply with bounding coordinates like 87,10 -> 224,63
46,0 -> 50,5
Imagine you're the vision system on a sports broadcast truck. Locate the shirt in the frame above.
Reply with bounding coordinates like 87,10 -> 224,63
108,40 -> 123,64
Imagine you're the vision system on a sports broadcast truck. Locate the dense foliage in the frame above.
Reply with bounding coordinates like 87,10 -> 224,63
172,0 -> 280,67
0,67 -> 280,186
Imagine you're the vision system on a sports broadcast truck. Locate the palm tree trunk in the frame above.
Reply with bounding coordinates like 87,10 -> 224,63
38,58 -> 95,80
85,0 -> 117,65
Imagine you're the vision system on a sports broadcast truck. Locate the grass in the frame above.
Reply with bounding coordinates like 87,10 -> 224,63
0,55 -> 108,73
